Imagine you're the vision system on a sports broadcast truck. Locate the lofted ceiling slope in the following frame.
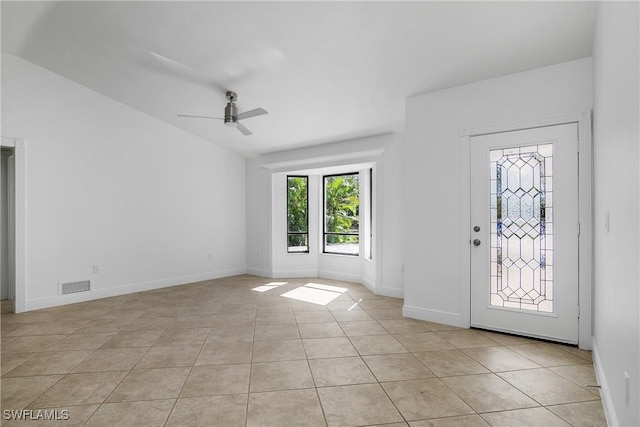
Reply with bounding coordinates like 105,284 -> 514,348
2,1 -> 596,156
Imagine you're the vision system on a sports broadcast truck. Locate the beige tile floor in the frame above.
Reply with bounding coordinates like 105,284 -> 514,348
0,275 -> 607,426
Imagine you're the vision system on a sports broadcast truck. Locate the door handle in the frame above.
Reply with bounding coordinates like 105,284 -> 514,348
473,239 -> 481,246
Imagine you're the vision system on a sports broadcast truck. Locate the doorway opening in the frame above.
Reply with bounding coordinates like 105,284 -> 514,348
1,147 -> 16,313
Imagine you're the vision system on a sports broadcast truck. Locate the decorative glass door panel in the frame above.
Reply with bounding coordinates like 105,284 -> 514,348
470,124 -> 579,344
490,144 -> 553,313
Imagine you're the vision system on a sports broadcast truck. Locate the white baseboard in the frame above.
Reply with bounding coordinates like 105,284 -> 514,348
272,269 -> 318,278
25,265 -> 403,312
592,337 -> 618,427
25,268 -> 247,311
403,304 -> 468,329
354,275 -> 404,300
376,286 -> 404,299
361,276 -> 376,293
246,267 -> 272,278
318,269 -> 362,284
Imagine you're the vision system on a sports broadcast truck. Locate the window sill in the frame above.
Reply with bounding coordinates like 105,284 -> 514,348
320,252 -> 360,258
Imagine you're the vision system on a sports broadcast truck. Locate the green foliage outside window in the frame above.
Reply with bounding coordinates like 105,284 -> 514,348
287,176 -> 308,250
325,174 -> 359,242
286,174 -> 360,254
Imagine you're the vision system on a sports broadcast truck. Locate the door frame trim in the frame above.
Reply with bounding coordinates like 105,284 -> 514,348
0,137 -> 26,313
459,111 -> 593,349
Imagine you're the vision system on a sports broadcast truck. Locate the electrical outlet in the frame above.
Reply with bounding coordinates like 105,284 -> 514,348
92,265 -> 99,274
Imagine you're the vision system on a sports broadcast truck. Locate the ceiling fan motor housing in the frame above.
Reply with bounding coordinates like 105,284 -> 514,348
224,101 -> 238,127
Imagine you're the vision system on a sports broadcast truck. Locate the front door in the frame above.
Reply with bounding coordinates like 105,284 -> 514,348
470,123 -> 579,344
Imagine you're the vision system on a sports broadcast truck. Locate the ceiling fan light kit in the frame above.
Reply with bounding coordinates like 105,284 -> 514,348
178,91 -> 267,136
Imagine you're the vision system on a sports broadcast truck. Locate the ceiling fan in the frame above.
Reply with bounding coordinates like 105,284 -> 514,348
177,91 -> 268,136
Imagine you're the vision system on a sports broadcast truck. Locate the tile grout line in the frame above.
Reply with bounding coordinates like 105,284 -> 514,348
91,317 -> 173,425
241,296 -> 258,427
338,306 -> 410,425
81,296 -> 192,425
296,309 -> 330,427
4,311 -> 121,415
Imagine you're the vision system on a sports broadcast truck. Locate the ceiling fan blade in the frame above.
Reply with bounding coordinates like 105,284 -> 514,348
177,114 -> 223,120
237,108 -> 268,121
236,122 -> 253,136
142,50 -> 227,96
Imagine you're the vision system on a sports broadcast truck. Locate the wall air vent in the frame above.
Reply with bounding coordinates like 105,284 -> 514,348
59,280 -> 91,295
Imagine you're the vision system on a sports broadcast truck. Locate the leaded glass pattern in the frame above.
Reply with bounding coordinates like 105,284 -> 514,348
490,144 -> 553,313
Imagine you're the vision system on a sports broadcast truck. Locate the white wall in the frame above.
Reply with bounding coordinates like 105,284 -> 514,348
246,133 -> 404,296
591,2 -> 639,426
2,54 -> 247,310
379,137 -> 404,295
245,157 -> 272,277
403,58 -> 592,327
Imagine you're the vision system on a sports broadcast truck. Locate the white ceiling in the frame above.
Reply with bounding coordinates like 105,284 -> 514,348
1,1 -> 596,157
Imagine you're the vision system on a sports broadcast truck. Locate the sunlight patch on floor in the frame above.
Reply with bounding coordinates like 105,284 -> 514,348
348,299 -> 362,311
304,283 -> 348,293
252,282 -> 288,293
280,283 -> 347,305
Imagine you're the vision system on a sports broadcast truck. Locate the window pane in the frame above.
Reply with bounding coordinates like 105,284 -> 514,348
324,174 -> 359,233
288,234 -> 308,253
325,234 -> 359,255
490,144 -> 554,313
287,176 -> 308,233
